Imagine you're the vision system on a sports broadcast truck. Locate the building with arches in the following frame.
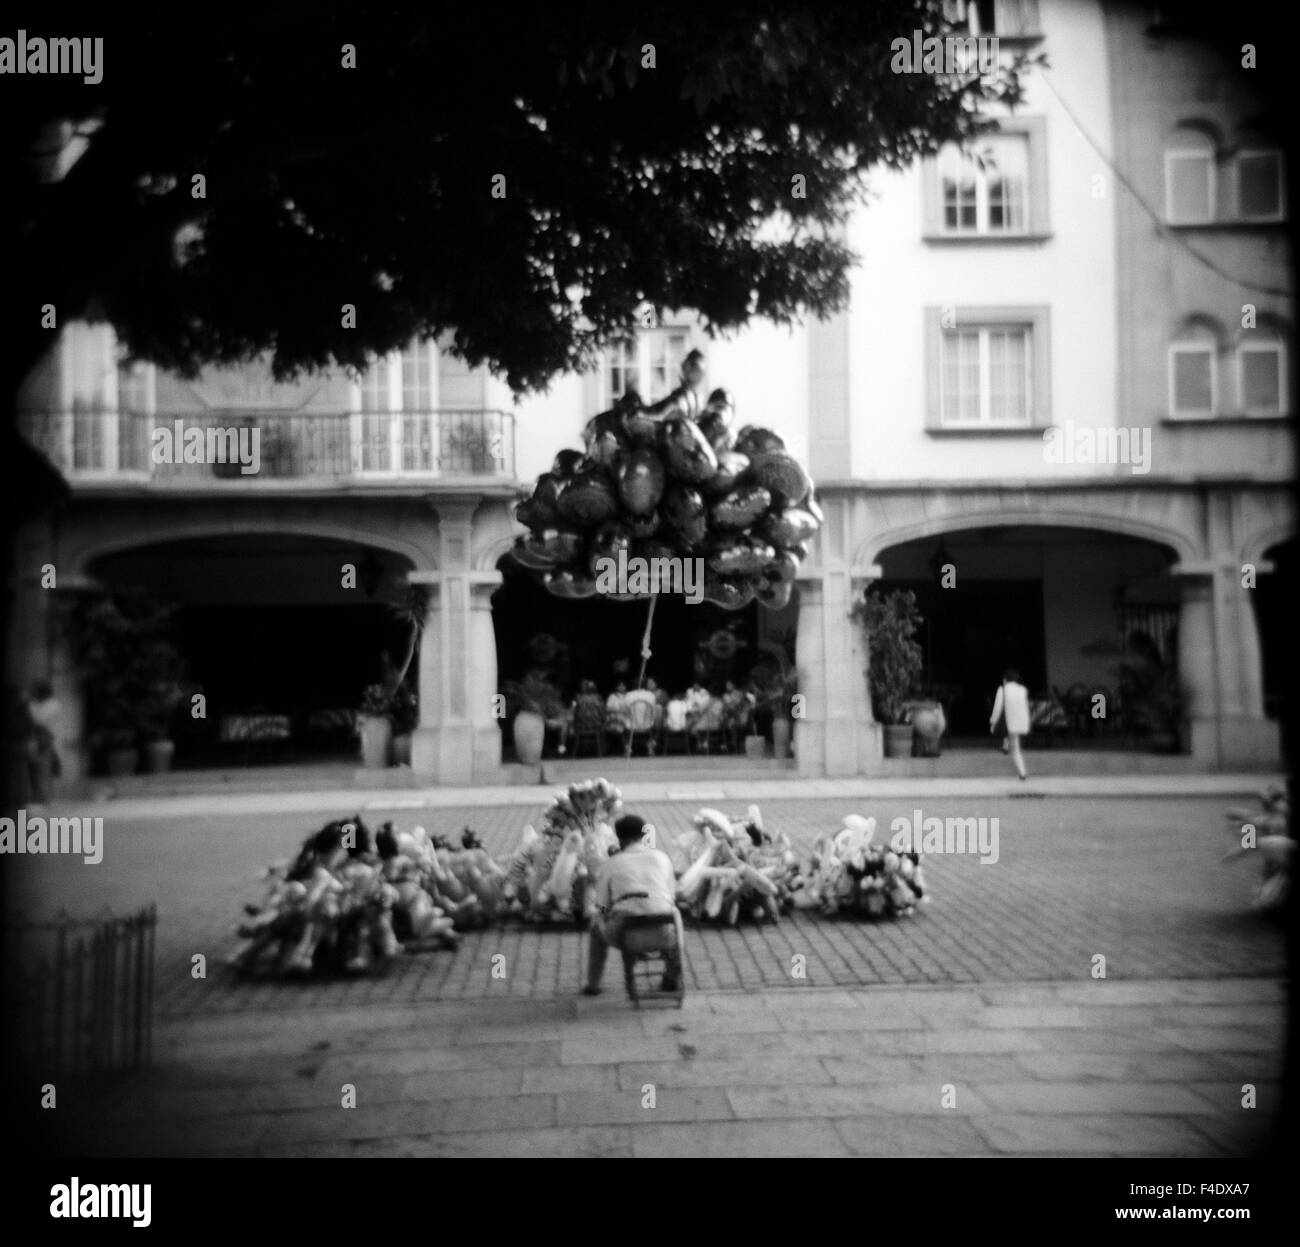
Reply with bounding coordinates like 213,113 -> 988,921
9,0 -> 1293,783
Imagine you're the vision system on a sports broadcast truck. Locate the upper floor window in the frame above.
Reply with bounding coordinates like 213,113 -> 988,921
945,0 -> 1041,38
1164,123 -> 1287,224
594,327 -> 691,410
1238,327 -> 1286,416
940,134 -> 1029,235
926,305 -> 1051,430
1164,130 -> 1215,225
1166,317 -> 1289,418
1167,325 -> 1216,417
358,338 -> 437,413
1236,147 -> 1285,221
924,118 -> 1048,240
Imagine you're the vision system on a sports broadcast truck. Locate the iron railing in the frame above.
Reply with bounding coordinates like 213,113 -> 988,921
4,906 -> 156,1082
18,408 -> 516,482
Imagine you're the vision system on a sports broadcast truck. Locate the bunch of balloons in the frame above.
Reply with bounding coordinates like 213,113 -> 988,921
511,363 -> 823,612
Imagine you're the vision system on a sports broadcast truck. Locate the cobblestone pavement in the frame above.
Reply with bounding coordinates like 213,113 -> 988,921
9,795 -> 1283,1015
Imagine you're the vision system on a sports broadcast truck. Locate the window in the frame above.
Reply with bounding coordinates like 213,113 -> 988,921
939,326 -> 1032,425
940,135 -> 1029,234
1236,149 -> 1285,221
116,357 -> 154,472
1167,329 -> 1217,418
924,118 -> 1047,239
1239,336 -> 1285,415
1164,126 -> 1219,224
594,327 -> 691,410
354,338 -> 440,473
925,305 -> 1050,430
945,0 -> 1041,37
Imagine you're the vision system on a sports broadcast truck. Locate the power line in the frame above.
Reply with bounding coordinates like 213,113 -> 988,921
1037,64 -> 1291,299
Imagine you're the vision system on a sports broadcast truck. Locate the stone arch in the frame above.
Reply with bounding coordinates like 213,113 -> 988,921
68,515 -> 431,578
1241,523 -> 1299,569
854,507 -> 1194,571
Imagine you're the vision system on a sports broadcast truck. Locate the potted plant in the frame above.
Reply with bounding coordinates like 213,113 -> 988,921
752,661 -> 799,759
136,636 -> 185,772
389,681 -> 418,766
357,683 -> 394,768
76,590 -> 184,776
852,588 -> 925,758
1117,656 -> 1184,753
501,671 -> 555,765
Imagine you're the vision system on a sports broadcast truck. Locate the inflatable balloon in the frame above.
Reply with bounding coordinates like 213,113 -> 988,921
615,448 -> 667,517
701,576 -> 760,611
544,569 -> 601,599
756,578 -> 795,611
702,450 -> 749,496
626,510 -> 662,540
758,506 -> 820,549
552,448 -> 587,478
557,469 -> 619,528
660,417 -> 719,485
586,520 -> 634,577
661,483 -> 709,545
514,528 -> 584,570
695,410 -> 734,456
707,537 -> 776,577
734,427 -> 786,458
749,452 -> 812,509
710,483 -> 772,531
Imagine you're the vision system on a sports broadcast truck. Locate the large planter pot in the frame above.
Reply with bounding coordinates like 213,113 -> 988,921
358,715 -> 393,768
105,746 -> 139,777
141,739 -> 176,773
512,710 -> 546,766
772,717 -> 792,759
392,733 -> 413,767
882,724 -> 913,758
909,703 -> 946,758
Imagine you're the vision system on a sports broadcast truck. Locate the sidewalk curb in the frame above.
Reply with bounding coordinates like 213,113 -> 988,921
58,773 -> 1284,821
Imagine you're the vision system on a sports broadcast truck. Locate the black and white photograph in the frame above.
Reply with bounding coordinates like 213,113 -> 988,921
0,0 -> 1294,1208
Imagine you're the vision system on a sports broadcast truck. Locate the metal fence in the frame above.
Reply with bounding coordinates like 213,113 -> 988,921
18,408 -> 516,482
4,906 -> 156,1082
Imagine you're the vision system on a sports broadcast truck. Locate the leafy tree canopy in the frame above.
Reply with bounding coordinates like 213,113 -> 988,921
4,2 -> 1034,395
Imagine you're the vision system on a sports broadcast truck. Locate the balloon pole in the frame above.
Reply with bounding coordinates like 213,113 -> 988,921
636,592 -> 659,689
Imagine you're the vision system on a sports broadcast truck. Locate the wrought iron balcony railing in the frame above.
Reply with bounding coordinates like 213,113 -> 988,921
18,408 -> 516,483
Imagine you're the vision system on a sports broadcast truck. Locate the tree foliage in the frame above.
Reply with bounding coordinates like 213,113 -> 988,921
3,1 -> 1031,397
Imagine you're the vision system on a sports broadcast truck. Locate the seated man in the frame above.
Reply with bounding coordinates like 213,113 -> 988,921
664,692 -> 690,734
582,813 -> 681,996
604,682 -> 630,740
623,682 -> 660,753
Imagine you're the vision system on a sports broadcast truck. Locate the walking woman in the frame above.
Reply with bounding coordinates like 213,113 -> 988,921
990,668 -> 1030,781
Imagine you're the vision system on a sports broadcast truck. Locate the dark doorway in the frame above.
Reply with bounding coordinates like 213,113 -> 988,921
880,578 -> 1047,734
492,568 -> 763,698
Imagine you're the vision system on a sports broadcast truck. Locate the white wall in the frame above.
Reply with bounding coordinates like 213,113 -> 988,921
846,0 -> 1117,481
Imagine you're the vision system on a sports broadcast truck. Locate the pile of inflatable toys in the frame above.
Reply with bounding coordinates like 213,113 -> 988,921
1222,783 -> 1292,915
805,814 -> 928,919
229,816 -> 507,977
502,779 -> 622,924
674,805 -> 804,924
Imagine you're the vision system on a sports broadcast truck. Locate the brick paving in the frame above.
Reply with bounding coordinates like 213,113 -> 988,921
13,788 -> 1287,1158
9,794 -> 1282,1015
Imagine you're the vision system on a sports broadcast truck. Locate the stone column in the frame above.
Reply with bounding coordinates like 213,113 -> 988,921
409,497 -> 490,785
794,567 -> 880,776
468,580 -> 502,779
1213,560 -> 1281,766
1174,569 -> 1219,766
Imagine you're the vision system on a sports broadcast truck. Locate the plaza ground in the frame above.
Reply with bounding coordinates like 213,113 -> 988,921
8,777 -> 1290,1157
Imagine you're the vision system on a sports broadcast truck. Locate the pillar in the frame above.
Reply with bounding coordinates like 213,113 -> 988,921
410,498 -> 504,785
794,568 -> 880,777
1174,561 -> 1281,769
1174,569 -> 1219,765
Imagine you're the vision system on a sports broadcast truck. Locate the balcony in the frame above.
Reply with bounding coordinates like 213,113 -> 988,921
18,409 -> 516,488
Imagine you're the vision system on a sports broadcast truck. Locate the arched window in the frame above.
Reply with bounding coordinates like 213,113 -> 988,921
1167,320 -> 1219,418
1164,127 -> 1216,225
1237,322 -> 1286,416
1232,130 -> 1285,222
